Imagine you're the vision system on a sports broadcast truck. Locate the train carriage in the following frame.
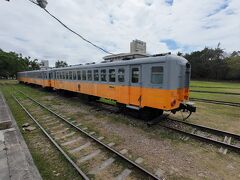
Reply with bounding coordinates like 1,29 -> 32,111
17,55 -> 196,118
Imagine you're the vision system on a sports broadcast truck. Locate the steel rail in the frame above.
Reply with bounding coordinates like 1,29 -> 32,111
167,118 -> 240,140
13,95 -> 90,180
190,98 -> 240,107
191,90 -> 240,95
17,90 -> 160,180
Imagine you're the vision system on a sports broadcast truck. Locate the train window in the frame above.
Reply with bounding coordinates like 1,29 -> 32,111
118,68 -> 125,82
60,72 -> 63,79
82,70 -> 86,80
132,68 -> 139,83
94,70 -> 99,81
49,72 -> 53,79
109,69 -> 115,82
151,66 -> 163,84
69,71 -> 73,80
73,71 -> 77,80
87,70 -> 92,81
101,69 -> 106,82
77,71 -> 81,80
66,72 -> 69,79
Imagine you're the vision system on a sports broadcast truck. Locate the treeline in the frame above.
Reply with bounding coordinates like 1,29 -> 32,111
0,49 -> 40,79
0,47 -> 240,80
183,46 -> 240,80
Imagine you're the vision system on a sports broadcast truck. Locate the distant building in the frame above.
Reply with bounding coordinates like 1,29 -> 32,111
40,60 -> 49,69
130,39 -> 146,54
103,39 -> 149,62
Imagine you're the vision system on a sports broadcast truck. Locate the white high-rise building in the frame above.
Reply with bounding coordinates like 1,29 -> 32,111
40,60 -> 49,69
103,39 -> 148,62
130,39 -> 146,54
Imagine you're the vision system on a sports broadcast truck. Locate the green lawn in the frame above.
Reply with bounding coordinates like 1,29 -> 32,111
190,80 -> 240,89
189,80 -> 240,103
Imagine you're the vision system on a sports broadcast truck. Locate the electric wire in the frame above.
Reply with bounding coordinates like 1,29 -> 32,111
28,0 -> 113,54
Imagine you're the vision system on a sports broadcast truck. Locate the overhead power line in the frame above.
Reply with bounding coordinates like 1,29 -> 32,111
28,0 -> 113,54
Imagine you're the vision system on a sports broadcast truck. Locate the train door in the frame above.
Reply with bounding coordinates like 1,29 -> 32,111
129,65 -> 142,107
107,68 -> 116,100
49,71 -> 53,87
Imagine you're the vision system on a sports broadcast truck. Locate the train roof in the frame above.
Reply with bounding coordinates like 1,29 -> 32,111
18,55 -> 187,73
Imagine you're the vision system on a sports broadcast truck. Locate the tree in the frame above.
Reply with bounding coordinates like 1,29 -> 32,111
0,49 -> 40,79
226,56 -> 240,80
55,60 -> 68,68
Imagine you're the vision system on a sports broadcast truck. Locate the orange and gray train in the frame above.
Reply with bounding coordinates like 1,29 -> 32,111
17,55 -> 196,117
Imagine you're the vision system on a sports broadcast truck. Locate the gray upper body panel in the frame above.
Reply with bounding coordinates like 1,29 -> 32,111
18,55 -> 190,90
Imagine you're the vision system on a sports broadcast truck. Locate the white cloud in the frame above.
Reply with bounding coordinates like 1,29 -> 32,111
0,0 -> 239,66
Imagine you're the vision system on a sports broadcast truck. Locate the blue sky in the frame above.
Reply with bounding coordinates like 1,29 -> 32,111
0,0 -> 239,66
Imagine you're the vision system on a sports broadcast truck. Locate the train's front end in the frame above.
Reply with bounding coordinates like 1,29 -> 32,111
167,55 -> 196,115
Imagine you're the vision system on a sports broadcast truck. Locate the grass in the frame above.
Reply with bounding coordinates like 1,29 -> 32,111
0,84 -> 82,180
189,80 -> 240,103
190,86 -> 240,94
190,80 -> 240,89
190,92 -> 240,103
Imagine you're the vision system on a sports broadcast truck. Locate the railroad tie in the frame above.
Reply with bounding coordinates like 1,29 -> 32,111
45,121 -> 59,126
50,124 -> 64,130
51,128 -> 69,135
219,136 -> 232,154
89,131 -> 96,135
88,157 -> 115,175
43,116 -> 51,120
191,128 -> 197,134
61,137 -> 82,146
119,149 -> 128,155
70,120 -> 76,124
114,169 -> 132,180
107,142 -> 115,147
184,128 -> 197,141
56,132 -> 76,140
44,119 -> 55,123
98,136 -> 105,140
135,157 -> 144,164
69,142 -> 91,154
77,149 -> 101,163
155,168 -> 165,178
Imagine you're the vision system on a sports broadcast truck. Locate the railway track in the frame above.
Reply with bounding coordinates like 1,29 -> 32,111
13,87 -> 240,158
13,91 -> 161,180
89,101 -> 240,154
191,90 -> 240,96
159,118 -> 240,154
190,98 -> 240,107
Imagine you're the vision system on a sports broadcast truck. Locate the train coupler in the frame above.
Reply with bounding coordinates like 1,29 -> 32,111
171,101 -> 196,114
180,102 -> 196,112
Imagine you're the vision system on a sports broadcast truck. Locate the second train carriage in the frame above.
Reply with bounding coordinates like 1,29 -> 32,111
17,55 -> 196,117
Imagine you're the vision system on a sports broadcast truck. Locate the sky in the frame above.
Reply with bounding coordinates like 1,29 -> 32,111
0,0 -> 240,66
